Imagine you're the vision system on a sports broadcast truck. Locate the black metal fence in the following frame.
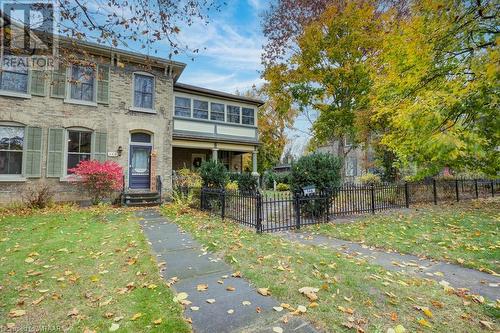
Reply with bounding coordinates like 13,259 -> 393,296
180,179 -> 499,233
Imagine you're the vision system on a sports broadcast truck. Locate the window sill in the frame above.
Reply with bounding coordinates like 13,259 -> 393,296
129,107 -> 157,114
59,175 -> 80,182
0,175 -> 27,182
64,99 -> 98,107
0,90 -> 31,99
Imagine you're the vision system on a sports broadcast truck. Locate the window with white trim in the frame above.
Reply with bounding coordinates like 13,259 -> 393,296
242,107 -> 255,125
67,130 -> 92,173
133,73 -> 154,109
70,65 -> 95,102
210,102 -> 224,121
0,69 -> 29,94
345,156 -> 357,177
0,126 -> 24,175
227,105 -> 240,124
193,99 -> 208,119
175,96 -> 191,117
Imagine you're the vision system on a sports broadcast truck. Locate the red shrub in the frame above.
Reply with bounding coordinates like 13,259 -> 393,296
69,160 -> 123,205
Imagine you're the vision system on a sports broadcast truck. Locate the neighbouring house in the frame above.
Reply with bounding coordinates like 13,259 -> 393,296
0,20 -> 262,205
316,138 -> 375,183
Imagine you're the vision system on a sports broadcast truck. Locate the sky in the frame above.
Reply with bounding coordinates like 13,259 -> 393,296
169,0 -> 267,93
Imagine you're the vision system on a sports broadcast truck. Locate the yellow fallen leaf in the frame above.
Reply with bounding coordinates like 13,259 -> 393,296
131,312 -> 142,321
197,284 -> 208,291
226,286 -> 236,292
173,292 -> 188,303
257,288 -> 270,296
153,318 -> 162,325
417,318 -> 432,328
9,309 -> 26,318
422,307 -> 433,318
24,257 -> 35,263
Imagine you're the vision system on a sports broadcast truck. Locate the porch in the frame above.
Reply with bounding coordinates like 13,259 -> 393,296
172,139 -> 258,174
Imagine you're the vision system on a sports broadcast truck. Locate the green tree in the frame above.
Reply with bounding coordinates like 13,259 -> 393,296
264,1 -> 381,159
369,0 -> 499,177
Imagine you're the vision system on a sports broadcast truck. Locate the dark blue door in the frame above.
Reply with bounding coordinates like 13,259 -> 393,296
129,145 -> 151,189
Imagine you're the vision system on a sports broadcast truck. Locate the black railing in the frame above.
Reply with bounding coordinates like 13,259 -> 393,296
189,178 -> 499,233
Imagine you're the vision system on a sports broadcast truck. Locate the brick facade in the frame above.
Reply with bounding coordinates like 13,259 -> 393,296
0,60 -> 175,204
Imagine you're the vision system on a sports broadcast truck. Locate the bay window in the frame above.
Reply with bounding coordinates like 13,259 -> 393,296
0,126 -> 24,175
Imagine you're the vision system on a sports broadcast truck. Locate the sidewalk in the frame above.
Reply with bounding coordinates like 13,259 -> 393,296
137,209 -> 319,333
280,231 -> 500,301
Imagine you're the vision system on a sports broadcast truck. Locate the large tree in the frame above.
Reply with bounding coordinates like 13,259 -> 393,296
369,0 -> 499,177
264,1 -> 381,157
240,86 -> 296,173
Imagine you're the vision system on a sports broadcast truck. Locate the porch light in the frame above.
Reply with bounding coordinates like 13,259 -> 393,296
117,146 -> 123,157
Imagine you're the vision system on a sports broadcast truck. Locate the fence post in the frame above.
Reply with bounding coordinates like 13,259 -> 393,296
474,179 -> 479,199
220,189 -> 226,220
200,188 -> 204,210
492,180 -> 495,197
404,182 -> 410,208
294,192 -> 301,230
370,184 -> 375,214
455,179 -> 459,202
433,179 -> 437,205
256,192 -> 262,233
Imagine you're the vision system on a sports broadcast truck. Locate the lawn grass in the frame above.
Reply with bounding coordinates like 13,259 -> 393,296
308,198 -> 500,274
162,204 -> 499,333
0,205 -> 190,333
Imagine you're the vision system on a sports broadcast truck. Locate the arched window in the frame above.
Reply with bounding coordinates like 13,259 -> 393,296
131,132 -> 151,144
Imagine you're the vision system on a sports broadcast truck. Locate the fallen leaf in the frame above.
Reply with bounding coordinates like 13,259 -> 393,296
190,306 -> 199,311
9,309 -> 26,318
153,319 -> 162,325
231,271 -> 242,277
417,318 -> 432,328
32,296 -> 44,305
227,309 -> 234,314
173,292 -> 188,303
226,286 -> 236,292
242,301 -> 251,306
257,288 -> 270,296
24,257 -> 35,263
109,323 -> 120,332
298,287 -> 319,301
479,320 -> 494,331
422,307 -> 433,318
131,313 -> 142,321
197,284 -> 208,292
297,305 -> 307,313
394,325 -> 406,333
273,327 -> 283,333
67,308 -> 79,317
206,299 -> 216,304
273,306 -> 283,312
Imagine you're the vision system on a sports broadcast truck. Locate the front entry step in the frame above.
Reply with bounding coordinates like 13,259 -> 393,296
122,191 -> 161,207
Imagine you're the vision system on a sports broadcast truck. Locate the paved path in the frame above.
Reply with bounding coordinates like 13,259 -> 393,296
279,231 -> 500,301
137,209 -> 319,333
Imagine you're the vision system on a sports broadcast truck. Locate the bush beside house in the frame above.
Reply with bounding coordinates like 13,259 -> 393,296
69,160 -> 124,205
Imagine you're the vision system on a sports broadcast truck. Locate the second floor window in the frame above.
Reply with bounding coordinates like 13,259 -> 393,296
242,108 -> 255,125
134,74 -> 154,109
175,97 -> 191,117
227,105 -> 240,124
0,126 -> 24,175
70,66 -> 95,102
0,69 -> 28,94
210,103 -> 224,121
193,100 -> 208,119
67,130 -> 91,172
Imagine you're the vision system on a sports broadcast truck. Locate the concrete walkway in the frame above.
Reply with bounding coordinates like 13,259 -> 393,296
137,209 -> 319,333
279,231 -> 500,301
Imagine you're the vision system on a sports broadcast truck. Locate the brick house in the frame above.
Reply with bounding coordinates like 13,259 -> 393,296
0,36 -> 262,205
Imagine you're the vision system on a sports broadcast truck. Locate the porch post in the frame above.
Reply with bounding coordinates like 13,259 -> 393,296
212,148 -> 219,162
251,150 -> 259,177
